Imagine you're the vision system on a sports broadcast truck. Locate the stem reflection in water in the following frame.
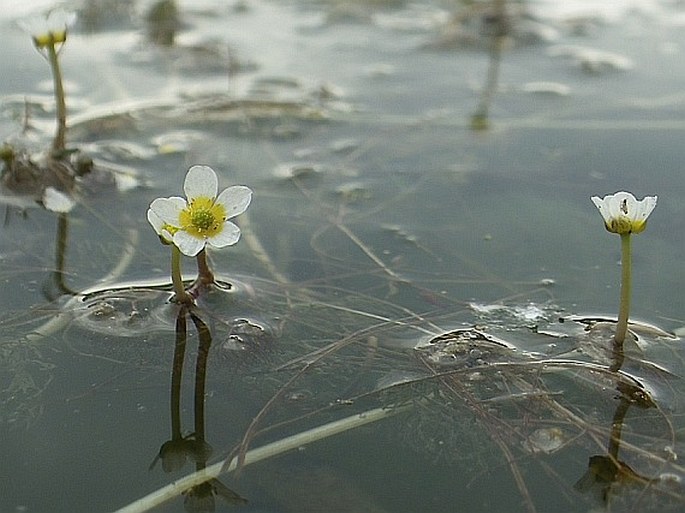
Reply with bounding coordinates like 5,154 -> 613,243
471,0 -> 508,130
43,213 -> 77,300
149,305 -> 246,511
575,346 -> 657,506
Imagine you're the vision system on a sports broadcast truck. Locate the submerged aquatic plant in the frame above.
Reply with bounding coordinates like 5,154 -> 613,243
591,191 -> 657,346
18,9 -> 76,155
147,165 -> 252,303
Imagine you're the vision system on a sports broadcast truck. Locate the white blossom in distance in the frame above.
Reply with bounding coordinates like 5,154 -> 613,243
18,9 -> 76,48
147,165 -> 252,257
591,191 -> 657,235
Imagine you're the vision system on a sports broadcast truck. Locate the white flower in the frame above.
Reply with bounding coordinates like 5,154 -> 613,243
591,191 -> 657,235
19,9 -> 76,48
147,165 -> 252,257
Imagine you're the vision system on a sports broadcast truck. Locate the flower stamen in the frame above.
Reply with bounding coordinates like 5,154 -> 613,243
178,196 -> 228,239
191,209 -> 215,231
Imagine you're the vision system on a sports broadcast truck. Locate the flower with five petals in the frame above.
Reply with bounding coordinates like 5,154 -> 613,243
147,165 -> 252,257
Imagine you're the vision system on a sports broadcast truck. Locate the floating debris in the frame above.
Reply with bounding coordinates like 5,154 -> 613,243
336,181 -> 371,202
547,44 -> 634,73
522,427 -> 569,454
522,81 -> 571,96
74,287 -> 176,337
469,302 -> 549,323
329,138 -> 359,154
415,327 -> 518,368
562,314 -> 677,340
538,278 -> 557,286
272,162 -> 324,180
151,130 -> 205,155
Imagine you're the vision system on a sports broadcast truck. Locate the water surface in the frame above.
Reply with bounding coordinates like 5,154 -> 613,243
1,1 -> 684,512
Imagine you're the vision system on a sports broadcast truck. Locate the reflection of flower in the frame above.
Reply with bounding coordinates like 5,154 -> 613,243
184,479 -> 247,512
42,186 -> 75,213
147,165 -> 252,257
152,437 -> 212,473
591,192 -> 657,235
19,9 -> 76,48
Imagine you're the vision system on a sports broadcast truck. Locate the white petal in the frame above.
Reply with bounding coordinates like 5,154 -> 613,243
590,196 -> 610,222
43,186 -> 75,213
637,195 -> 657,220
17,17 -> 45,36
216,186 -> 252,219
184,165 -> 218,201
147,208 -> 164,233
149,197 -> 185,225
47,9 -> 76,30
18,9 -> 75,37
208,221 -> 241,248
173,231 -> 206,257
147,209 -> 172,241
596,191 -> 657,222
604,192 -> 624,220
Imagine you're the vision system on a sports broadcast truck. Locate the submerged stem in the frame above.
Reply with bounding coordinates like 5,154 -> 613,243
46,43 -> 67,155
614,233 -> 632,345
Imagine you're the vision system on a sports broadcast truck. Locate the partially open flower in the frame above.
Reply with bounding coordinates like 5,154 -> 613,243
147,165 -> 252,257
591,192 -> 657,235
19,9 -> 76,48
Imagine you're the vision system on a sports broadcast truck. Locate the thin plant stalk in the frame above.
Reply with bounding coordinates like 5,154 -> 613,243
46,43 -> 67,154
170,245 -> 190,303
614,233 -> 632,345
111,403 -> 411,513
195,249 -> 215,286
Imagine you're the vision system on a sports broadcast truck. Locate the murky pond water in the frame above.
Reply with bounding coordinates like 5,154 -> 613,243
1,1 -> 685,512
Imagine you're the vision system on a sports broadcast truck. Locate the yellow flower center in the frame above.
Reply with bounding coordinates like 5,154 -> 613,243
607,216 -> 633,235
33,30 -> 68,48
606,216 -> 647,235
179,196 -> 227,239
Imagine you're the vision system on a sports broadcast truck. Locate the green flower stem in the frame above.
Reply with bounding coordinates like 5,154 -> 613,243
171,245 -> 190,303
615,233 -> 632,345
46,43 -> 67,154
